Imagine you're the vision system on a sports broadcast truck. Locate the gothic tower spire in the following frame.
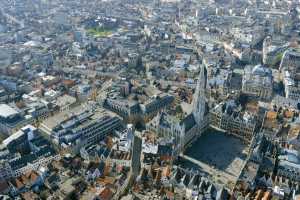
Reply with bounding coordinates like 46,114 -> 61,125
192,64 -> 206,125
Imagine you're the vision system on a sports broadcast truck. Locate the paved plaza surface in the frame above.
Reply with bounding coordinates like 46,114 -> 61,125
181,129 -> 249,188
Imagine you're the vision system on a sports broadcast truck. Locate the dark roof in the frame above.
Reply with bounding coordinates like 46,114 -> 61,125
158,145 -> 172,156
159,112 -> 172,129
47,173 -> 61,184
180,114 -> 196,133
98,161 -> 105,174
0,181 -> 9,193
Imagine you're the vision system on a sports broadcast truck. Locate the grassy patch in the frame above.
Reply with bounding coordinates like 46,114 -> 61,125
274,52 -> 284,64
87,27 -> 112,38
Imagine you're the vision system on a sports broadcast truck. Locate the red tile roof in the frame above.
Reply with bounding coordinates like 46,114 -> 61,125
99,187 -> 113,200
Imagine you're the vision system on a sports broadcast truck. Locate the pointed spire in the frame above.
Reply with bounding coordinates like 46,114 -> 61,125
192,64 -> 206,125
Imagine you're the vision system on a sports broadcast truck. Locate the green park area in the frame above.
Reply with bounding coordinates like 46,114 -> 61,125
86,27 -> 113,38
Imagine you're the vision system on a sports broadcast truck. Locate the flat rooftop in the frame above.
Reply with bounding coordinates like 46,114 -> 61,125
0,104 -> 19,118
40,104 -> 117,133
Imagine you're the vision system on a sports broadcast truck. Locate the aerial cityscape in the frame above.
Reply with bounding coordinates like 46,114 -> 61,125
0,0 -> 300,199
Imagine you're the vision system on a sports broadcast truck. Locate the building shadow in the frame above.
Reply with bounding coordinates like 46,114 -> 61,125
183,128 -> 248,172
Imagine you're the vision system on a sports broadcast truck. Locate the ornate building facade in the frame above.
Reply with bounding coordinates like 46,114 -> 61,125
209,100 -> 257,143
242,64 -> 273,101
146,65 -> 209,155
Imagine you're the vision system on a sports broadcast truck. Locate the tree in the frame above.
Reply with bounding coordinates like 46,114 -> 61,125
40,190 -> 49,200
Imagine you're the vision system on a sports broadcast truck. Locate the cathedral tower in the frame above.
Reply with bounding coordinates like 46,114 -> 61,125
192,64 -> 207,126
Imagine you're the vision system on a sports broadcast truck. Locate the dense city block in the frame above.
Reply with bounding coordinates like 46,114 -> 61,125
0,0 -> 300,199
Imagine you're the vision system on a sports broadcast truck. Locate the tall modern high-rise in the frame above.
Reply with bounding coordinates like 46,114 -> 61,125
192,64 -> 207,127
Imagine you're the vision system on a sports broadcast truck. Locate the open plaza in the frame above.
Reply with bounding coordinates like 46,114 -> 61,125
182,129 -> 250,188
